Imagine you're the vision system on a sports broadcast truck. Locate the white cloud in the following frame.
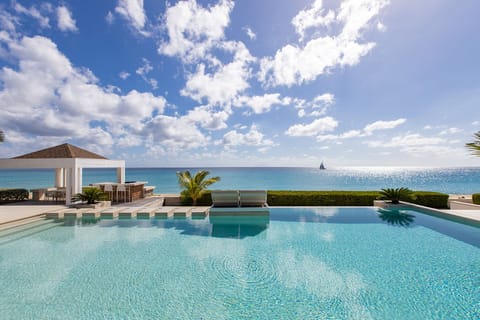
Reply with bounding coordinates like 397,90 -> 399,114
235,93 -> 289,114
143,115 -> 209,151
316,118 -> 406,142
0,10 -> 19,32
439,127 -> 462,135
219,124 -> 275,149
365,133 -> 461,157
259,0 -> 388,87
57,6 -> 77,32
115,0 -> 148,35
184,105 -> 230,130
158,0 -> 234,62
292,0 -> 335,41
363,118 -> 406,134
286,117 -> 338,137
106,11 -> 115,24
317,130 -> 363,141
243,26 -> 256,40
136,58 -> 153,75
0,35 -> 167,150
13,2 -> 50,29
472,121 -> 479,126
136,58 -> 158,89
366,134 -> 443,148
296,93 -> 335,117
119,71 -> 130,79
181,42 -> 254,105
377,22 -> 386,32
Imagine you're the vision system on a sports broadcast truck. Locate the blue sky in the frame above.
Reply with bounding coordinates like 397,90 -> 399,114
0,0 -> 479,167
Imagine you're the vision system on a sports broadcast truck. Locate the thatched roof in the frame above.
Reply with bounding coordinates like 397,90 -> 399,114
13,143 -> 107,159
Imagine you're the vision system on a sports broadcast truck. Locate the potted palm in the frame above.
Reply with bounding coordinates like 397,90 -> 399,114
70,187 -> 109,208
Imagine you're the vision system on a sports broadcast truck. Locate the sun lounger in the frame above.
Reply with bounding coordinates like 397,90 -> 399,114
239,190 -> 268,207
211,190 -> 240,207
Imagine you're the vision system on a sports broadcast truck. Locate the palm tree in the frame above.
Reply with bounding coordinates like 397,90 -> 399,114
0,130 -> 4,142
466,131 -> 480,156
378,187 -> 415,204
177,170 -> 220,205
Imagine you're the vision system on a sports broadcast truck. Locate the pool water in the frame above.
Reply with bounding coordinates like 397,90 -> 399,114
0,207 -> 479,319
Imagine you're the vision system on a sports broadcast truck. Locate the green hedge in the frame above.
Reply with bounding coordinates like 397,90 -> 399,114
267,191 -> 381,206
409,191 -> 449,209
0,188 -> 29,201
179,190 -> 449,208
473,193 -> 480,205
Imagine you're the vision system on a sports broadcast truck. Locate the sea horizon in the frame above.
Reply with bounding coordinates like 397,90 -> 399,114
1,166 -> 479,195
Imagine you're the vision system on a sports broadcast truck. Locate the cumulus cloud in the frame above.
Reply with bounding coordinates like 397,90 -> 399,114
13,2 -> 50,29
363,118 -> 406,134
142,115 -> 209,151
259,0 -> 389,87
243,26 -> 256,40
115,0 -> 149,35
291,0 -> 335,41
0,10 -> 19,33
57,6 -> 77,32
158,0 -> 234,62
439,127 -> 462,135
136,58 -> 158,89
234,93 -> 290,114
0,35 -> 169,150
218,124 -> 275,150
366,133 -> 443,148
184,105 -> 230,130
286,117 -> 338,137
119,71 -> 130,79
295,93 -> 335,118
365,133 -> 458,156
316,118 -> 406,141
181,41 -> 254,105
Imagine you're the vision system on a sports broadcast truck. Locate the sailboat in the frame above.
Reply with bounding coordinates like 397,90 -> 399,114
319,161 -> 326,170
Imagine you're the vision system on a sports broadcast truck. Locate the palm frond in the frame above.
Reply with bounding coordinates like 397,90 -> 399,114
466,131 -> 480,156
176,170 -> 220,205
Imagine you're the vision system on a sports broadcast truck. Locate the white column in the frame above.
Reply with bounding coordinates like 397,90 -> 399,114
77,167 -> 83,194
65,168 -> 72,205
117,167 -> 125,183
55,168 -> 63,188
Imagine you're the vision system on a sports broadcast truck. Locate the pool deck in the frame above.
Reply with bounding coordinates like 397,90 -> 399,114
1,197 -> 480,225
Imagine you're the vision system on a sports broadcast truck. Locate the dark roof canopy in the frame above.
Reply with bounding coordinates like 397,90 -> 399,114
13,143 -> 107,159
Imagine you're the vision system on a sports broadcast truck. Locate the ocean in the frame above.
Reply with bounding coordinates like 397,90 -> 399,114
0,167 -> 479,195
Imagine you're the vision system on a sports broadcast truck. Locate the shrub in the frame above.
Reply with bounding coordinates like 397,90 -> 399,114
181,189 -> 449,208
0,188 -> 29,201
409,191 -> 449,209
267,191 -> 381,206
472,193 -> 480,205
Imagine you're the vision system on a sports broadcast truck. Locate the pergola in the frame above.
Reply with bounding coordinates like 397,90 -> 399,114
0,143 -> 125,205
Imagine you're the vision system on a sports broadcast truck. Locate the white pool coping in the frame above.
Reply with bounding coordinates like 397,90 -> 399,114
1,203 -> 479,226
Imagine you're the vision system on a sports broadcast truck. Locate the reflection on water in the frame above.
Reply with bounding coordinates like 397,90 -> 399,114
209,215 -> 269,239
377,208 -> 416,227
50,214 -> 271,239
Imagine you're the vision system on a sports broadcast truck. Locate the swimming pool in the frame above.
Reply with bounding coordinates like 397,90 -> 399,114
0,207 -> 479,319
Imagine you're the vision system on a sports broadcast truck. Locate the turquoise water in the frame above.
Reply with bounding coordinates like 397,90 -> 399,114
0,207 -> 479,319
1,166 -> 480,194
